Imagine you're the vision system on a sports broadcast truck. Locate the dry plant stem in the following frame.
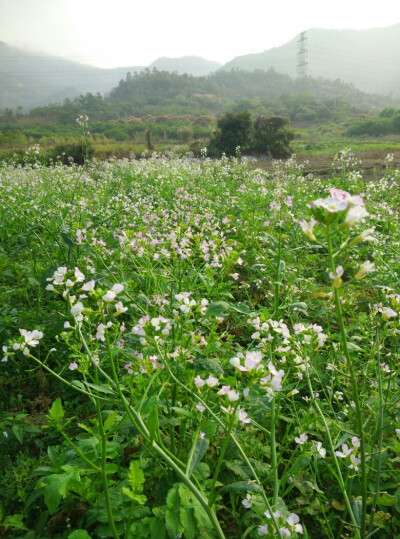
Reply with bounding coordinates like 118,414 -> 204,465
327,224 -> 367,537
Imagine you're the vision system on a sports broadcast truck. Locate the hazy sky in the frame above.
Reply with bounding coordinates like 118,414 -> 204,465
0,0 -> 399,68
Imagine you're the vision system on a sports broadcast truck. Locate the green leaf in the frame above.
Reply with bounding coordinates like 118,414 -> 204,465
206,301 -> 230,318
122,487 -> 147,505
11,425 -> 24,444
61,232 -> 75,247
188,438 -> 209,476
352,499 -> 362,527
127,460 -> 145,493
376,493 -> 397,506
142,395 -> 159,414
104,411 -> 118,432
2,514 -> 28,530
68,530 -> 92,539
230,302 -> 250,314
166,484 -> 183,538
81,381 -> 116,395
47,397 -> 64,424
43,466 -> 81,515
220,481 -> 261,493
147,406 -> 159,443
179,484 -> 197,539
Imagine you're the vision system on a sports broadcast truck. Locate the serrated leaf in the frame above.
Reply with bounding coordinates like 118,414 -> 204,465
104,411 -> 118,432
230,302 -> 250,314
2,514 -> 27,531
188,438 -> 209,476
122,487 -> 147,505
376,493 -> 397,506
44,466 -> 80,515
127,460 -> 144,493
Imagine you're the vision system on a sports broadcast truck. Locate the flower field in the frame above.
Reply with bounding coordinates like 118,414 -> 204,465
0,151 -> 399,538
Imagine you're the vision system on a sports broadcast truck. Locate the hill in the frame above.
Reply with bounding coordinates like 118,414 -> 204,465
0,43 -> 220,110
222,24 -> 400,97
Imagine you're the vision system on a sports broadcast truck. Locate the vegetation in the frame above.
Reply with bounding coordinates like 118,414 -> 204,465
1,148 -> 399,538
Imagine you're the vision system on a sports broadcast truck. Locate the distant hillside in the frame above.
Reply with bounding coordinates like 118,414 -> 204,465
222,24 -> 400,97
150,56 -> 221,76
0,43 -> 219,110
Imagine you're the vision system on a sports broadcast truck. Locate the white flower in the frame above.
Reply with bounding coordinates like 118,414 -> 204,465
349,454 -> 360,470
205,376 -> 219,388
355,260 -> 375,280
19,329 -> 43,347
195,402 -> 205,413
82,280 -> 95,291
111,283 -> 124,294
103,290 -> 116,302
295,433 -> 308,445
70,301 -> 84,316
299,218 -> 317,241
314,441 -> 326,458
286,513 -> 303,534
381,307 -> 397,321
194,375 -> 205,388
242,493 -> 253,508
238,410 -> 251,425
114,301 -> 128,316
343,205 -> 368,228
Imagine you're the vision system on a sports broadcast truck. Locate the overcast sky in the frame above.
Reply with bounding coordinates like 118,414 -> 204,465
0,0 -> 399,68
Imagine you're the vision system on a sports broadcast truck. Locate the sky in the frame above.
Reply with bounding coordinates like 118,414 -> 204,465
0,0 -> 399,68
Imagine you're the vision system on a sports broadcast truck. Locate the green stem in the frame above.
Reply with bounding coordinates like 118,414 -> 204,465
368,335 -> 384,536
103,328 -> 225,539
271,397 -> 279,505
94,369 -> 119,539
327,224 -> 367,537
208,401 -> 239,507
305,364 -> 359,536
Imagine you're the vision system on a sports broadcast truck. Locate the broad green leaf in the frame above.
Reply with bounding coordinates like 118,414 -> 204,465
166,484 -> 183,538
44,466 -> 80,515
206,301 -> 230,317
47,397 -> 64,424
188,438 -> 209,476
376,493 -> 397,506
179,484 -> 197,539
81,381 -> 116,395
68,530 -> 92,539
11,425 -> 24,444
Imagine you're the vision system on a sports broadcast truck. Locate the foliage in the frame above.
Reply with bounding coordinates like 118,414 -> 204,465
0,150 -> 400,538
253,115 -> 295,157
210,111 -> 252,155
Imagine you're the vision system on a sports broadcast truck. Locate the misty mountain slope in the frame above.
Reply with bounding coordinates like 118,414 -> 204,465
222,24 -> 400,97
0,43 -> 221,110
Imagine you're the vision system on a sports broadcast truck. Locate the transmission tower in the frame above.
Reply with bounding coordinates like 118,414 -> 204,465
296,31 -> 308,92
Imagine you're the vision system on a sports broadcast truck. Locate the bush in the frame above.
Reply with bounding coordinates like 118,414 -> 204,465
210,111 -> 252,156
253,115 -> 294,157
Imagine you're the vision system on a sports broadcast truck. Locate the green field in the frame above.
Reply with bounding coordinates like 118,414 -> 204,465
1,152 -> 399,538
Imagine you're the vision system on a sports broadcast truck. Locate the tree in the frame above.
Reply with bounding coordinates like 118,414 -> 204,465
252,115 -> 294,157
210,111 -> 252,156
